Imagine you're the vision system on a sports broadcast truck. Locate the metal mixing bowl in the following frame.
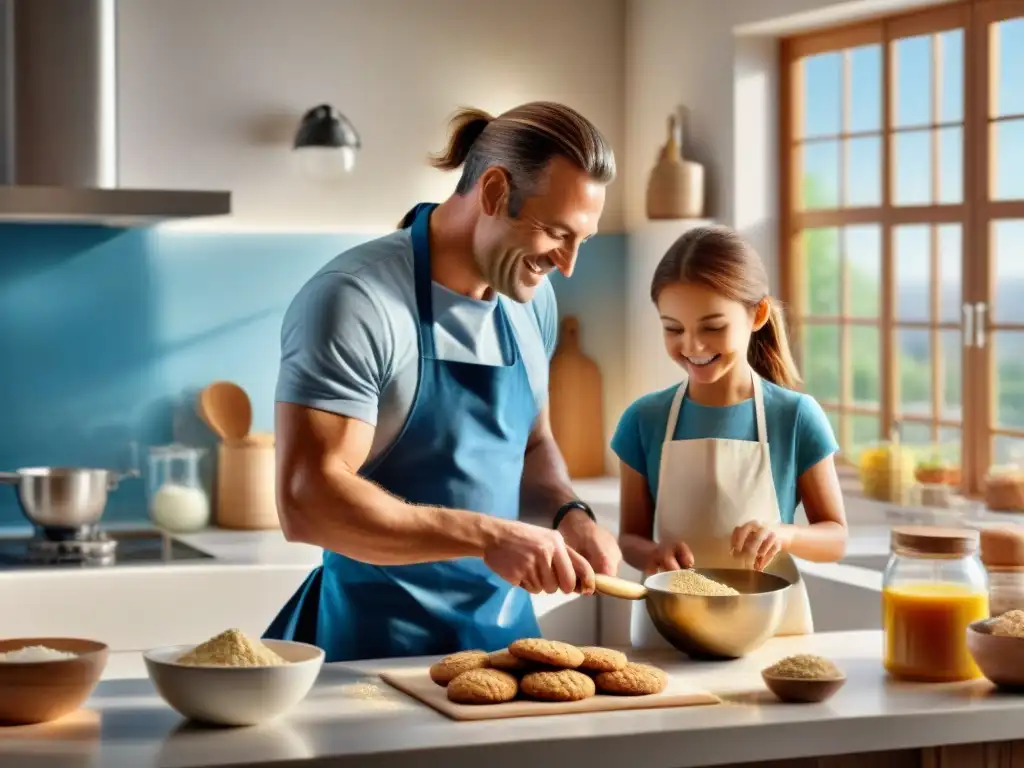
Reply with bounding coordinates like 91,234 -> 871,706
0,467 -> 130,532
595,567 -> 793,660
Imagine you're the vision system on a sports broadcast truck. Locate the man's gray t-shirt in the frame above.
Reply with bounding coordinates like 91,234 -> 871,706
276,228 -> 558,463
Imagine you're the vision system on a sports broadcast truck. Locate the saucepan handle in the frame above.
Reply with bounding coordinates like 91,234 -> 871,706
0,472 -> 20,485
593,573 -> 648,601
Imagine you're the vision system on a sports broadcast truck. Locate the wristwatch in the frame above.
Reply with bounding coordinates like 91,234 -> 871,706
552,500 -> 596,530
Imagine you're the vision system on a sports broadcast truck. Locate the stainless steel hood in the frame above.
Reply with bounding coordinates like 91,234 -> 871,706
0,0 -> 231,226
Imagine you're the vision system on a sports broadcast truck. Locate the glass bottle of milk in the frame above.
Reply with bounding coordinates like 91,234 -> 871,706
146,444 -> 210,532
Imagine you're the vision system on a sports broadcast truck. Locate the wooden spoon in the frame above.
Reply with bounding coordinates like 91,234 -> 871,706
198,381 -> 252,442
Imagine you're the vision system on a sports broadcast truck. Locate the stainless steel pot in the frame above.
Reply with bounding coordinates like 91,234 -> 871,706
0,467 -> 136,530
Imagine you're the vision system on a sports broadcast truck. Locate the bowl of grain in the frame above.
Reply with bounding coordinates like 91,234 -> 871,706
761,654 -> 846,703
594,564 -> 792,659
967,610 -> 1024,690
144,629 -> 324,726
0,637 -> 109,725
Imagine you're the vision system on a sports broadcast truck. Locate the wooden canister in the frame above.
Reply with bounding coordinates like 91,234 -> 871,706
216,433 -> 279,530
645,114 -> 705,220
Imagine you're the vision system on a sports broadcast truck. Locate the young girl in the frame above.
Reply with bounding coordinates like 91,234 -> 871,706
612,226 -> 847,642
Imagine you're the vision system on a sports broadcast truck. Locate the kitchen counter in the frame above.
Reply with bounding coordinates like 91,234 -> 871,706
5,631 -> 1024,768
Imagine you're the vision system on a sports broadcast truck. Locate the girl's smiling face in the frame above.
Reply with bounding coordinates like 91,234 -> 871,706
656,281 -> 767,385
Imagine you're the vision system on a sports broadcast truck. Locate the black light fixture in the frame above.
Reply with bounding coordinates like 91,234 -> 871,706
292,104 -> 361,178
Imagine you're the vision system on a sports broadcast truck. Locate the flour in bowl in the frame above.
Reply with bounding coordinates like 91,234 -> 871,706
0,645 -> 77,662
666,569 -> 740,597
177,628 -> 288,667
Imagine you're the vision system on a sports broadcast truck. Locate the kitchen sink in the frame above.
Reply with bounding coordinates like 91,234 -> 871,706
839,554 -> 890,572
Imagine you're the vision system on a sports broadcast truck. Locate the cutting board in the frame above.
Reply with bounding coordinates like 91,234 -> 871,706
549,316 -> 605,478
379,669 -> 720,721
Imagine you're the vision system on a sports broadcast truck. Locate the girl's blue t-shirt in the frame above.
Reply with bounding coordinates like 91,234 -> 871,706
610,379 -> 839,524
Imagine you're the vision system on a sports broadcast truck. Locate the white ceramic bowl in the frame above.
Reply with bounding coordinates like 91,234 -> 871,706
143,639 -> 324,726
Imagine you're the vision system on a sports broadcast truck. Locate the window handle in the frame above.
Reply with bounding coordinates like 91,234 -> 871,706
963,303 -> 975,348
975,302 -> 988,349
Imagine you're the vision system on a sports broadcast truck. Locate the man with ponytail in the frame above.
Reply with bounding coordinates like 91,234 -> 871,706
612,225 -> 848,645
267,102 -> 621,662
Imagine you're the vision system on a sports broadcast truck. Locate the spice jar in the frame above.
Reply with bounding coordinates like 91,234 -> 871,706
882,526 -> 989,682
981,526 -> 1024,616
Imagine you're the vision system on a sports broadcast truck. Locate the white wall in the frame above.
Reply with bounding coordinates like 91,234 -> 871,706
116,0 -> 626,233
624,0 -> 947,284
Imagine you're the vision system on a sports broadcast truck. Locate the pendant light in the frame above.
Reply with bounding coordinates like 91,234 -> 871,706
292,104 -> 361,180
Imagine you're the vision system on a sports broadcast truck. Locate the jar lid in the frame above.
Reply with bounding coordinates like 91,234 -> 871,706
149,443 -> 206,460
980,526 -> 1024,568
891,525 -> 979,556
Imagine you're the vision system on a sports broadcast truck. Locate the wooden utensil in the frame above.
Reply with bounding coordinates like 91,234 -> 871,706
198,381 -> 252,442
549,316 -> 605,478
378,669 -> 719,721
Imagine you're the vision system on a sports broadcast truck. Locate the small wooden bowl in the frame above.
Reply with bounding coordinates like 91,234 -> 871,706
0,638 -> 109,725
967,620 -> 1024,690
761,671 -> 846,703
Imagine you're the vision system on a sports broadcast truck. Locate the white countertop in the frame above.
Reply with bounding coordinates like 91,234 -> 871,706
5,631 -> 1024,768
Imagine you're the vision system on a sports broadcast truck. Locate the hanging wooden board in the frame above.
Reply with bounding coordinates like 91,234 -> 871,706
549,316 -> 605,478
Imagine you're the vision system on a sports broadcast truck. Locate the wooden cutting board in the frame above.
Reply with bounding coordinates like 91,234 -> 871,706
378,669 -> 720,721
549,316 -> 605,478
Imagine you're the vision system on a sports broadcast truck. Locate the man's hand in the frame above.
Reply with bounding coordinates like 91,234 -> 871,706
484,519 -> 597,595
558,509 -> 622,578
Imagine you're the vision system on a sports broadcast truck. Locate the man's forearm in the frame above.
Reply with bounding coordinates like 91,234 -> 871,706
282,469 -> 508,565
520,433 -> 577,522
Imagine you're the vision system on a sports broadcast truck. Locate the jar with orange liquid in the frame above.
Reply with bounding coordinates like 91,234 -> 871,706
882,526 -> 989,682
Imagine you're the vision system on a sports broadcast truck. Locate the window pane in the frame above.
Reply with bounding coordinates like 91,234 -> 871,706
895,225 -> 930,322
995,331 -> 1024,430
894,130 -> 931,205
994,435 -> 1024,466
898,329 -> 931,417
940,329 -> 962,421
802,52 -> 842,137
938,224 -> 962,324
938,127 -> 962,204
993,119 -> 1024,201
901,420 -> 934,446
802,141 -> 840,208
851,326 -> 880,407
845,136 -> 881,206
804,325 -> 841,403
994,18 -> 1024,118
994,220 -> 1024,324
849,44 -> 882,133
824,408 -> 841,448
847,225 -> 881,318
937,426 -> 962,468
894,35 -> 931,128
803,228 -> 840,315
939,29 -> 964,123
851,413 -> 882,457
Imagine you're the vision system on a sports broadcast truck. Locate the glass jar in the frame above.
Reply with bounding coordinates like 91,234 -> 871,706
147,444 -> 210,532
882,526 -> 989,682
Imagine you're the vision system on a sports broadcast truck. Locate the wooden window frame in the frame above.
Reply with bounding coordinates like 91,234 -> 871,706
779,0 -> 1024,494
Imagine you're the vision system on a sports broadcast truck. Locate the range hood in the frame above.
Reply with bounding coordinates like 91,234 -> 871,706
0,0 -> 231,226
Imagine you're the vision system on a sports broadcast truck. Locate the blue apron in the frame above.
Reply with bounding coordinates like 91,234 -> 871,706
264,202 -> 542,662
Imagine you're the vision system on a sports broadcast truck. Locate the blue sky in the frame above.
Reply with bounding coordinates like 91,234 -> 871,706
800,18 -> 1024,283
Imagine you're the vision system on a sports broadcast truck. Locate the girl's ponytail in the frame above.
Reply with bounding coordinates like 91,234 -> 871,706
749,300 -> 802,389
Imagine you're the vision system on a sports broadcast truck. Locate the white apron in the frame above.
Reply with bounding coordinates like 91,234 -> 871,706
630,370 -> 814,649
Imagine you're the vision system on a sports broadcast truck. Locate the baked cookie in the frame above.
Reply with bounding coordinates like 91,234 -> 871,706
577,646 -> 628,673
447,669 -> 519,704
520,669 -> 595,702
594,662 -> 668,696
429,650 -> 490,686
508,638 -> 584,669
488,648 -> 532,673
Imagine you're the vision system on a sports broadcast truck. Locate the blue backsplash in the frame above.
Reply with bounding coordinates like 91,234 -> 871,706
0,224 -> 626,528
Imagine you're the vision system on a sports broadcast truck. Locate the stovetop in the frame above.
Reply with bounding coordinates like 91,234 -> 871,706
0,529 -> 215,570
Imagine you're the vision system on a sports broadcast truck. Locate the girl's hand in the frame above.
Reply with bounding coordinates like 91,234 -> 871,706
731,521 -> 787,571
644,539 -> 694,574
